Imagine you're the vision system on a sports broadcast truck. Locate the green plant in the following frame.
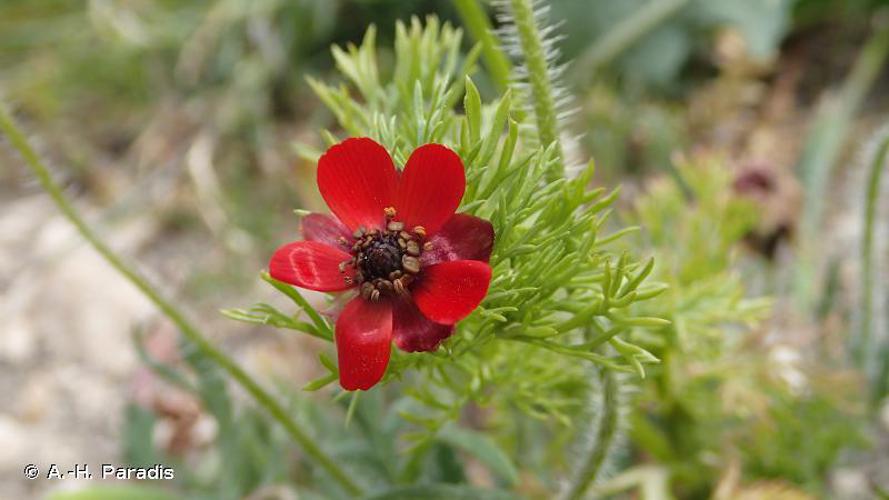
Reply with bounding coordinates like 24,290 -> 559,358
227,14 -> 666,496
621,157 -> 863,496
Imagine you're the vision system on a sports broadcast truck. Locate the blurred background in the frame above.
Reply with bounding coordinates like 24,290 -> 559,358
2,0 -> 889,498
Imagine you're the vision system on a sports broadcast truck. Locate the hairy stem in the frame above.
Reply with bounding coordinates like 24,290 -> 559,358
0,104 -> 362,497
508,0 -> 564,178
560,368 -> 621,500
452,0 -> 512,92
794,26 -> 889,309
863,131 -> 889,402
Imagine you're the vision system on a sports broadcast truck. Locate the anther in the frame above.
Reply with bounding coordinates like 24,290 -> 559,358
405,240 -> 420,256
423,241 -> 433,252
387,221 -> 405,232
360,282 -> 374,299
393,278 -> 405,295
338,261 -> 349,273
337,236 -> 349,246
370,289 -> 381,302
413,226 -> 426,238
384,206 -> 397,219
389,270 -> 402,280
353,227 -> 365,239
402,255 -> 420,274
398,238 -> 407,249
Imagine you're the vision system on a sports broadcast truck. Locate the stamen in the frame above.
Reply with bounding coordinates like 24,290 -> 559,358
402,255 -> 420,274
405,240 -> 420,256
344,207 -> 429,297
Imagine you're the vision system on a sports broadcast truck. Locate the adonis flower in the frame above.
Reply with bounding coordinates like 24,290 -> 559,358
270,138 -> 494,390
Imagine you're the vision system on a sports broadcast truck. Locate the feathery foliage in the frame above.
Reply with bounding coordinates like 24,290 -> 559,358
226,16 -> 665,447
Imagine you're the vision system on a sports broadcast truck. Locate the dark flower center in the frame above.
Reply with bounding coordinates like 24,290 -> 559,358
359,235 -> 403,280
340,207 -> 432,301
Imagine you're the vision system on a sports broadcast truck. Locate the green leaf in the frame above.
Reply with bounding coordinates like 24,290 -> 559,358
478,89 -> 511,166
260,271 -> 333,340
437,424 -> 520,486
303,372 -> 338,391
464,76 -> 482,144
122,404 -> 158,467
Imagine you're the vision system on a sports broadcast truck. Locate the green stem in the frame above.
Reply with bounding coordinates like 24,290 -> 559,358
559,368 -> 621,500
452,0 -> 512,92
0,104 -> 362,497
863,131 -> 889,401
508,0 -> 564,178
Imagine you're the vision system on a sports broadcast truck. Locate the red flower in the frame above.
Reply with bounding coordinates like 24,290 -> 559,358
269,138 -> 494,391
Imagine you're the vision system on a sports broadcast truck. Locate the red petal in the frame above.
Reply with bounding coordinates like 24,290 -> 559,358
412,260 -> 492,324
392,298 -> 454,352
301,213 -> 352,251
317,137 -> 398,232
395,144 -> 465,236
421,213 -> 494,266
335,297 -> 393,390
269,241 -> 354,292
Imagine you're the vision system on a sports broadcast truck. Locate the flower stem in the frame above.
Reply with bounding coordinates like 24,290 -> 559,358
507,0 -> 564,178
559,368 -> 621,500
0,104 -> 362,497
862,130 -> 889,402
452,0 -> 512,93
